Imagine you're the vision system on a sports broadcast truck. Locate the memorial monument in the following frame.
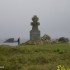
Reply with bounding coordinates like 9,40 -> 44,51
30,15 -> 40,40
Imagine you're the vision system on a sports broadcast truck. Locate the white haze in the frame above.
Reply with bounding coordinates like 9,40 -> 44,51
0,0 -> 70,40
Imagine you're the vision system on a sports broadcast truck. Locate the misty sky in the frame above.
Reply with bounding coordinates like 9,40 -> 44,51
0,0 -> 70,39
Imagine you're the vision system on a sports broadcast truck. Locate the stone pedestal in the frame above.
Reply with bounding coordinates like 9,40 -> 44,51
30,30 -> 40,40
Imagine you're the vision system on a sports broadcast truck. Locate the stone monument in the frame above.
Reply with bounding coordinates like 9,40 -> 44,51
30,15 -> 40,40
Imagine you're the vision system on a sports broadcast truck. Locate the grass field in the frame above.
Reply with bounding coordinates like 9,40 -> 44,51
0,43 -> 70,70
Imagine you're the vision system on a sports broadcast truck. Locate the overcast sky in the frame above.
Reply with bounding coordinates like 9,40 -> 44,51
0,0 -> 70,39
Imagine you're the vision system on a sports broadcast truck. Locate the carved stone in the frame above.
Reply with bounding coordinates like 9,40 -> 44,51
30,15 -> 40,40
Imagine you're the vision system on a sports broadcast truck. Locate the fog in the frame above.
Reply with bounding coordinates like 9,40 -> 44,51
0,0 -> 70,39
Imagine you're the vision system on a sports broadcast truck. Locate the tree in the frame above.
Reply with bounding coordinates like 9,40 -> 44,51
58,37 -> 69,43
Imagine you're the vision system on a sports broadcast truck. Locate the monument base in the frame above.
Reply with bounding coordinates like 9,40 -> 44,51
30,30 -> 40,40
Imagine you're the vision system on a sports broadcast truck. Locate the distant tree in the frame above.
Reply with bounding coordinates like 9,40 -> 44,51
58,37 -> 69,43
41,34 -> 51,41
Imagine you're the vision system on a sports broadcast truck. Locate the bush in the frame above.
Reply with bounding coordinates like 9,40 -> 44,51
58,37 -> 69,43
41,34 -> 51,41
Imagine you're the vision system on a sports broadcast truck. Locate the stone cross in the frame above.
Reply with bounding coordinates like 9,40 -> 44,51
30,15 -> 40,40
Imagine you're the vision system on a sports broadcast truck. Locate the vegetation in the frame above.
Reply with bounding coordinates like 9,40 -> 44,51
58,37 -> 69,43
0,43 -> 70,70
41,34 -> 51,41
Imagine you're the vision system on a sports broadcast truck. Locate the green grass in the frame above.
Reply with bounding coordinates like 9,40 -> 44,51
0,43 -> 70,70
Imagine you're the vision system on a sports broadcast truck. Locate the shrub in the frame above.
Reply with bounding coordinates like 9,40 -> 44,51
58,37 -> 69,43
41,34 -> 51,41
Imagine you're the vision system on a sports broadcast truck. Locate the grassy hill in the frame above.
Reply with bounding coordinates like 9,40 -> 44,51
0,43 -> 70,70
